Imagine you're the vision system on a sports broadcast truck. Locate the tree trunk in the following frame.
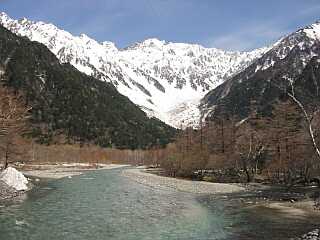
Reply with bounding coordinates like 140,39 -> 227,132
287,92 -> 320,162
4,160 -> 8,169
245,168 -> 251,183
4,145 -> 9,169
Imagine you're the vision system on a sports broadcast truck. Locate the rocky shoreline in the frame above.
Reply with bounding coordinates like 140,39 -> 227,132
0,180 -> 26,201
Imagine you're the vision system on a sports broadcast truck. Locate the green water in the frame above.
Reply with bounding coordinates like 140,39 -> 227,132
0,168 -> 319,240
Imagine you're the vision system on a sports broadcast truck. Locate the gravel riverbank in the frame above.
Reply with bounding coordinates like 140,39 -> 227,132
22,163 -> 129,179
122,168 -> 244,194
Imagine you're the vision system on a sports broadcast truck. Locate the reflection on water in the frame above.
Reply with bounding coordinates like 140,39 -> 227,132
0,168 -> 319,240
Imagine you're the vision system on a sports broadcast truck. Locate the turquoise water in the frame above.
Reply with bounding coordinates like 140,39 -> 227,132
0,168 -> 319,240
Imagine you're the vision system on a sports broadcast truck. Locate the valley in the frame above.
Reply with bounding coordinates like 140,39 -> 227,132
0,3 -> 320,240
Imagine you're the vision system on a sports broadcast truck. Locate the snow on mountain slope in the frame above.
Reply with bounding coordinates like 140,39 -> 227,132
200,20 -> 320,122
253,21 -> 320,74
303,21 -> 320,41
0,12 -> 268,128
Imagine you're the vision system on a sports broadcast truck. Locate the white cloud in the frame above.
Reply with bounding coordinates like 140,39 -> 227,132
207,23 -> 290,51
208,35 -> 254,52
299,4 -> 320,17
207,3 -> 320,52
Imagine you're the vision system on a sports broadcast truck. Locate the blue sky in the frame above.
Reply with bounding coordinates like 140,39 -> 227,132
1,0 -> 320,51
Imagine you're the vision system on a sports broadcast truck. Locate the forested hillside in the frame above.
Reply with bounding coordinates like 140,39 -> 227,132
0,25 -> 176,149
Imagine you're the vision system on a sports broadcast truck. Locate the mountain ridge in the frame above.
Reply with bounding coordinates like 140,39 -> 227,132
0,12 -> 269,128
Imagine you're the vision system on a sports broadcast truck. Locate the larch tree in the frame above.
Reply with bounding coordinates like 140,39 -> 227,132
264,100 -> 304,184
234,103 -> 268,183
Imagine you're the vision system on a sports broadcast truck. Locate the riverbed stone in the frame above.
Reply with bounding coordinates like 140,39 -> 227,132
0,180 -> 19,200
293,229 -> 320,240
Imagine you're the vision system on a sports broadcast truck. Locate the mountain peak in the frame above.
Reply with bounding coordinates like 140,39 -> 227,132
0,12 -> 32,26
102,41 -> 118,50
78,33 -> 97,44
0,12 -> 11,24
18,17 -> 28,24
79,33 -> 90,39
138,38 -> 166,49
0,12 -> 8,18
303,21 -> 320,41
144,38 -> 166,44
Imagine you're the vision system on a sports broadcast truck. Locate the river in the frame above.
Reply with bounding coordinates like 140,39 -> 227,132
0,168 -> 319,240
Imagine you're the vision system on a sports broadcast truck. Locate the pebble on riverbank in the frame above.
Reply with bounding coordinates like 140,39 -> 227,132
293,229 -> 320,240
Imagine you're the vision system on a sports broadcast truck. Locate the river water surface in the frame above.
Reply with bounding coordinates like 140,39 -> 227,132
0,168 -> 319,240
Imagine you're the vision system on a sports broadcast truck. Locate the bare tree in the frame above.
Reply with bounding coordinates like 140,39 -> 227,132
0,87 -> 30,168
286,86 -> 320,161
272,77 -> 320,162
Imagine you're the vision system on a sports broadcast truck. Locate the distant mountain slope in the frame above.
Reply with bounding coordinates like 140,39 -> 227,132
201,21 -> 320,120
0,25 -> 176,149
0,12 -> 268,127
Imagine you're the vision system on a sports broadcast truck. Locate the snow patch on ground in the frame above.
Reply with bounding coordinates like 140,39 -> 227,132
0,167 -> 29,191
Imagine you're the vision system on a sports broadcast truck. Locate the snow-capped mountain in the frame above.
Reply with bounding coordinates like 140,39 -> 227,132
201,20 -> 320,121
251,21 -> 320,75
0,12 -> 268,127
